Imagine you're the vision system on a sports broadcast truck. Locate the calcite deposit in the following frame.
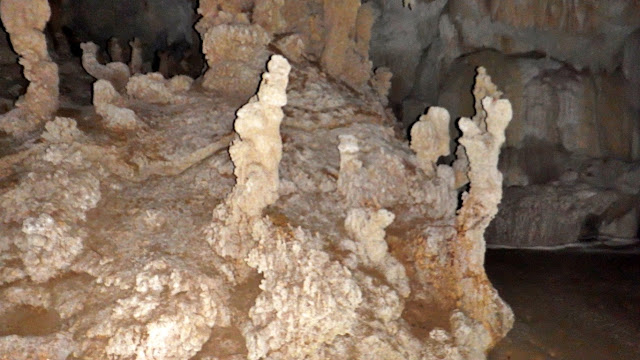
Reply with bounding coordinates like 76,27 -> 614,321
321,0 -> 374,89
126,73 -> 193,105
197,5 -> 272,100
93,79 -> 142,132
410,106 -> 452,175
0,1 -> 515,359
129,38 -> 145,74
0,0 -> 59,135
81,41 -> 131,93
205,55 -> 290,262
453,68 -> 514,347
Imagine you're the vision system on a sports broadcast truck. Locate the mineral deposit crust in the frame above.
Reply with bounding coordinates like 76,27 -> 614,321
0,1 -> 513,359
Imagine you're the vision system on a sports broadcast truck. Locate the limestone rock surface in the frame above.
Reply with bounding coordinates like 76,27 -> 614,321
488,158 -> 640,248
449,0 -> 640,72
200,23 -> 271,99
81,41 -> 131,93
367,0 -> 640,174
0,60 -> 514,360
0,0 -> 59,135
439,51 -> 640,168
0,1 -> 516,358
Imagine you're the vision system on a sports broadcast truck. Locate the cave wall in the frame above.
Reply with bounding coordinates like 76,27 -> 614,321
439,50 -> 639,165
368,0 -> 640,247
369,0 -> 640,138
46,0 -> 203,78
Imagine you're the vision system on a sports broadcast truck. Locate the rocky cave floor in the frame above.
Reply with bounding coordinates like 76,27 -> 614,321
487,246 -> 640,360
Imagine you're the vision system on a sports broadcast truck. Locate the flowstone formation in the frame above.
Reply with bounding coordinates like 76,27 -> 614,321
0,1 -> 512,359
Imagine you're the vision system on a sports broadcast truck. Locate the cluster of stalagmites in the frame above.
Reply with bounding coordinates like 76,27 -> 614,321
0,0 -> 514,359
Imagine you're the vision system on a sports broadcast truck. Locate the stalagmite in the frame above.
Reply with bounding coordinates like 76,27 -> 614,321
126,73 -> 192,105
81,42 -> 131,93
403,66 -> 514,356
108,37 -> 125,63
129,38 -> 144,74
224,54 -> 290,217
196,2 -> 273,100
410,106 -> 452,175
453,67 -> 515,350
0,0 -> 59,135
345,208 -> 410,297
201,24 -> 271,98
93,80 -> 146,132
206,54 -> 290,262
371,67 -> 393,106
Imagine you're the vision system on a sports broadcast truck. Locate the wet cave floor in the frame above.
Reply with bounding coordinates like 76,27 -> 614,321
486,246 -> 640,360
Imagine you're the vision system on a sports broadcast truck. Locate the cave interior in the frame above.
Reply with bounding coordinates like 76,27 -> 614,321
0,0 -> 638,359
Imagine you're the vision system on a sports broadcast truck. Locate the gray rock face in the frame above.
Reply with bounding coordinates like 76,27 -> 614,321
449,0 -> 640,72
623,28 -> 640,114
486,184 -> 619,248
488,159 -> 640,248
0,27 -> 17,65
623,28 -> 640,85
